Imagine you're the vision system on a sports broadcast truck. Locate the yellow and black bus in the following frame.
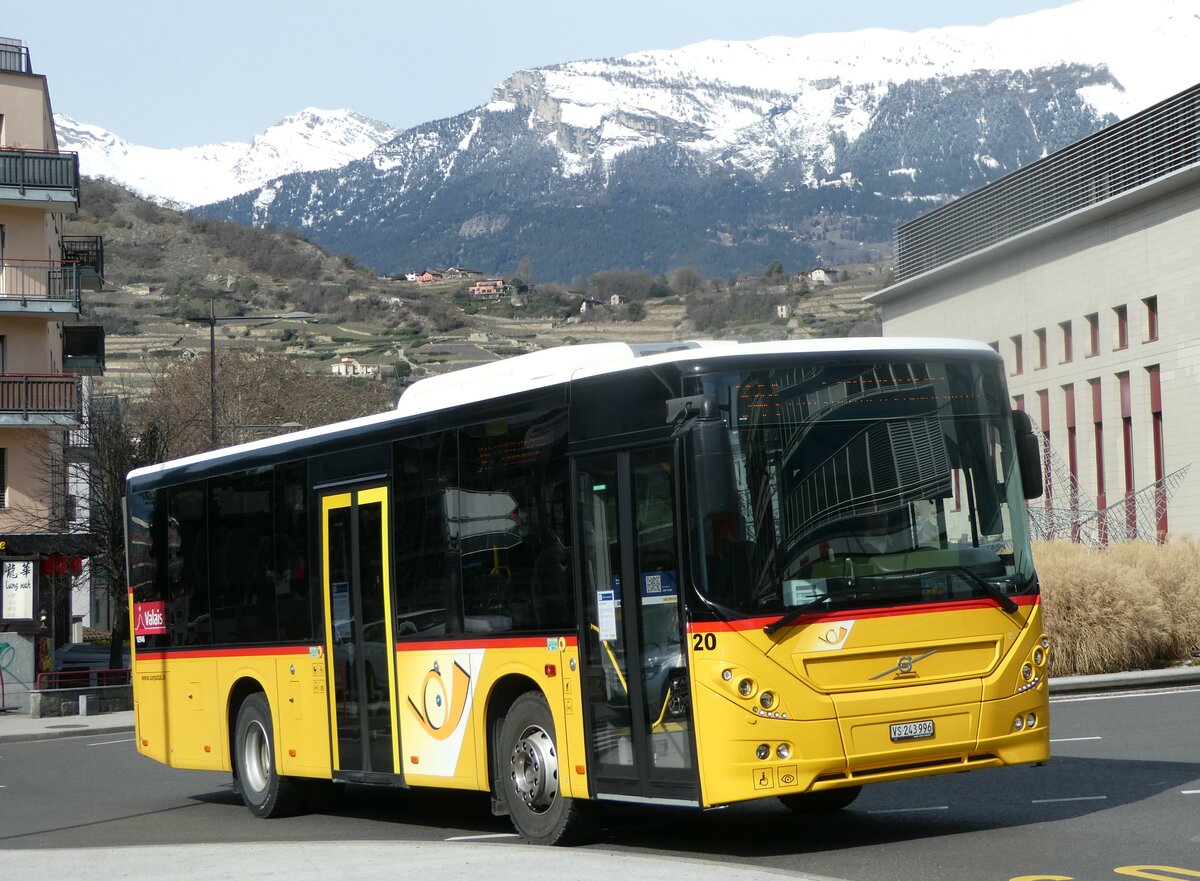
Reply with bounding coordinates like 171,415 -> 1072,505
125,339 -> 1050,844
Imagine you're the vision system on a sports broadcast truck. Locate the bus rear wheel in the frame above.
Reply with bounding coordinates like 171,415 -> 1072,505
498,691 -> 583,845
233,693 -> 305,818
778,785 -> 862,815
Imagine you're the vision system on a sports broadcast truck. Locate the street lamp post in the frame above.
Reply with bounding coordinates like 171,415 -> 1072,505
207,297 -> 314,449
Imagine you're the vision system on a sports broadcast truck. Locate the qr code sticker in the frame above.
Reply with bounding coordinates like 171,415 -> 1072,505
645,574 -> 662,593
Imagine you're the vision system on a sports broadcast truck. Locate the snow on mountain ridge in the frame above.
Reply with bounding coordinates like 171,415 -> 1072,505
55,107 -> 397,207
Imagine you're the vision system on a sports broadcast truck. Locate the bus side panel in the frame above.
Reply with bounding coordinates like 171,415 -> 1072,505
272,654 -> 332,778
133,660 -> 169,765
395,646 -> 485,790
165,659 -> 222,770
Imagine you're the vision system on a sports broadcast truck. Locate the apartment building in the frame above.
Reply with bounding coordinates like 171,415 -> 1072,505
0,37 -> 104,708
869,82 -> 1200,542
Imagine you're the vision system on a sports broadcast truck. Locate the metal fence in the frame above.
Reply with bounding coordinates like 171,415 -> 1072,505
0,259 -> 81,308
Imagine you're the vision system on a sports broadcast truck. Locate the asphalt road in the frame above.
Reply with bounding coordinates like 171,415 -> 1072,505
1,687 -> 1197,881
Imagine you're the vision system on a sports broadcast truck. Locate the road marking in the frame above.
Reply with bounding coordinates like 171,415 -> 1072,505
1031,795 -> 1108,804
445,833 -> 521,841
86,738 -> 135,747
867,806 -> 949,814
1050,736 -> 1103,743
1182,790 -> 1200,795
1052,685 -> 1200,703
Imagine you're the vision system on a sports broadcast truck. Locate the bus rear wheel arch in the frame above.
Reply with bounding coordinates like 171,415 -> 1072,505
232,692 -> 306,818
497,690 -> 584,844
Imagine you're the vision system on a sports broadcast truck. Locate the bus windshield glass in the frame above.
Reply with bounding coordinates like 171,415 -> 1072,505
686,357 -> 1035,618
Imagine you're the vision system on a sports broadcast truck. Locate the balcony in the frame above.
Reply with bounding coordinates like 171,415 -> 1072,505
0,38 -> 33,74
0,373 -> 82,427
0,147 -> 79,209
0,259 -> 81,315
61,236 -> 104,290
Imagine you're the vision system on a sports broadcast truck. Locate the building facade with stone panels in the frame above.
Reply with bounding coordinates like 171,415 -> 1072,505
869,82 -> 1200,541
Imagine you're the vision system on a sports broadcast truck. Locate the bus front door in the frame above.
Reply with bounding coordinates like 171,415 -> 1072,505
321,485 -> 400,779
576,447 -> 699,805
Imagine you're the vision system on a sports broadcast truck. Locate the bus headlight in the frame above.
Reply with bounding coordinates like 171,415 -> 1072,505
756,744 -> 770,760
1026,712 -> 1037,729
1022,663 -> 1033,681
776,743 -> 791,760
759,691 -> 775,710
738,678 -> 755,697
1013,715 -> 1025,731
1033,648 -> 1045,666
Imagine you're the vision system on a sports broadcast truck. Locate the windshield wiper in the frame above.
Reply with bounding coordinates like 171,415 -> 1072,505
878,565 -> 1020,614
764,593 -> 832,636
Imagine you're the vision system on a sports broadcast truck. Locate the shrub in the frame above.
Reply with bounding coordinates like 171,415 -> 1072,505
1033,540 -> 1182,676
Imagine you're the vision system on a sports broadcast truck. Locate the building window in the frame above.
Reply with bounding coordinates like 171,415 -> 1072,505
1037,390 -> 1051,510
1143,296 -> 1158,342
1034,328 -> 1047,369
1059,321 -> 1072,364
1118,372 -> 1135,538
1010,335 -> 1023,375
0,447 -> 6,509
1086,313 -> 1100,357
1114,305 -> 1129,350
1090,378 -> 1107,544
1148,365 -> 1166,541
1063,384 -> 1079,539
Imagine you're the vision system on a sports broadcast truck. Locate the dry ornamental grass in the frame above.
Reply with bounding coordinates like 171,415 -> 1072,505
1033,540 -> 1200,676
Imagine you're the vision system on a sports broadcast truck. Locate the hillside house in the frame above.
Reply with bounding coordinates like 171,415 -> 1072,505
609,294 -> 628,306
469,279 -> 508,301
580,298 -> 603,314
415,270 -> 444,284
331,357 -> 382,379
806,268 -> 841,286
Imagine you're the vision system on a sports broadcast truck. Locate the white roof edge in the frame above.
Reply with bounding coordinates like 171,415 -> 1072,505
129,337 -> 995,482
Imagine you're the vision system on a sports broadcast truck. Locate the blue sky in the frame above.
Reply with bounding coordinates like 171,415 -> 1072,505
8,0 -> 1068,147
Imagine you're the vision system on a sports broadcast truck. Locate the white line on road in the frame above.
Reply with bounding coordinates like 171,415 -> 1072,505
1031,796 -> 1108,804
87,738 -> 135,747
1182,790 -> 1200,795
867,806 -> 949,814
445,833 -> 521,841
1050,736 -> 1103,743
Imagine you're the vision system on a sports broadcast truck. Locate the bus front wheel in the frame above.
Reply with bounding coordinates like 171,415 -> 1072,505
498,691 -> 583,844
233,693 -> 304,818
778,785 -> 862,815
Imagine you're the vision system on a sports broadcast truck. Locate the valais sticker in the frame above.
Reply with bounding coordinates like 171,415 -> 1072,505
134,601 -> 167,636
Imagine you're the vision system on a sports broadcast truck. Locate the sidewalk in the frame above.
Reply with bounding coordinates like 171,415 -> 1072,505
3,665 -> 1199,744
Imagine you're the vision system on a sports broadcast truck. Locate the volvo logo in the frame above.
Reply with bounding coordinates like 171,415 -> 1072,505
870,649 -> 939,680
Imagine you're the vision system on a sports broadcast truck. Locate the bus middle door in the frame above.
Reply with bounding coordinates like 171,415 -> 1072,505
576,446 -> 699,805
321,485 -> 400,780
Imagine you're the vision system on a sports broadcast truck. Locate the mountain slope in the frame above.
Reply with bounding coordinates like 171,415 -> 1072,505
198,0 -> 1199,279
56,108 -> 398,207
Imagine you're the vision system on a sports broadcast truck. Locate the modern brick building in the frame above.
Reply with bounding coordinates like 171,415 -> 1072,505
869,82 -> 1200,542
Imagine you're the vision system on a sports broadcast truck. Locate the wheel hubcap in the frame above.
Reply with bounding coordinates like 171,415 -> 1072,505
509,724 -> 558,813
242,719 -> 271,795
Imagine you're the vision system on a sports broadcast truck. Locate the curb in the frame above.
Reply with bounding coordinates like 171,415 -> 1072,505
1048,664 -> 1200,694
0,719 -> 135,744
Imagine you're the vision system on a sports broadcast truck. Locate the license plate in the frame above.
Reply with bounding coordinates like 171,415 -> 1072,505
890,719 -> 935,742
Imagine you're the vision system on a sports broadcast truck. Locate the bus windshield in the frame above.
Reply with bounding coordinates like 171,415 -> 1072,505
687,358 -> 1035,619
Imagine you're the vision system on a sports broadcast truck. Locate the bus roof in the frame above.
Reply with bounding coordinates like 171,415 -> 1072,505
127,337 -> 996,482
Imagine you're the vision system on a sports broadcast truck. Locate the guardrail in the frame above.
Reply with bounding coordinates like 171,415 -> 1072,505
36,668 -> 130,690
0,258 -> 82,308
0,147 -> 79,195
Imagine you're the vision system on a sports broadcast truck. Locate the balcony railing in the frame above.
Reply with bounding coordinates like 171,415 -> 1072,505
61,236 -> 104,286
0,148 -> 79,206
0,374 -> 82,423
0,259 -> 81,311
0,38 -> 32,74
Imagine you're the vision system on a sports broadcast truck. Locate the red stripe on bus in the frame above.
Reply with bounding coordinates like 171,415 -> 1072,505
135,645 -> 315,661
394,636 -> 578,652
688,594 -> 1040,633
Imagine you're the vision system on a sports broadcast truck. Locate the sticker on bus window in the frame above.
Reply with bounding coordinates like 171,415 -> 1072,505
134,601 -> 167,636
597,590 -> 618,641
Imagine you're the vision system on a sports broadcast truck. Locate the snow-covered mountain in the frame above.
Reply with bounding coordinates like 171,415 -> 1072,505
55,108 -> 398,207
186,0 -> 1200,278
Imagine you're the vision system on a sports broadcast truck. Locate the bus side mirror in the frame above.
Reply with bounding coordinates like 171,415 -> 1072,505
691,406 -> 736,520
1012,411 -> 1043,500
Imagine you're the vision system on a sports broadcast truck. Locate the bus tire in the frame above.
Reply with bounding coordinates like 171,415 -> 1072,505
233,693 -> 304,818
778,785 -> 862,815
498,691 -> 582,845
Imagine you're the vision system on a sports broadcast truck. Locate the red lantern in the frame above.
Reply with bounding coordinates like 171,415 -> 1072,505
54,553 -> 68,576
39,556 -> 54,576
70,556 -> 84,577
